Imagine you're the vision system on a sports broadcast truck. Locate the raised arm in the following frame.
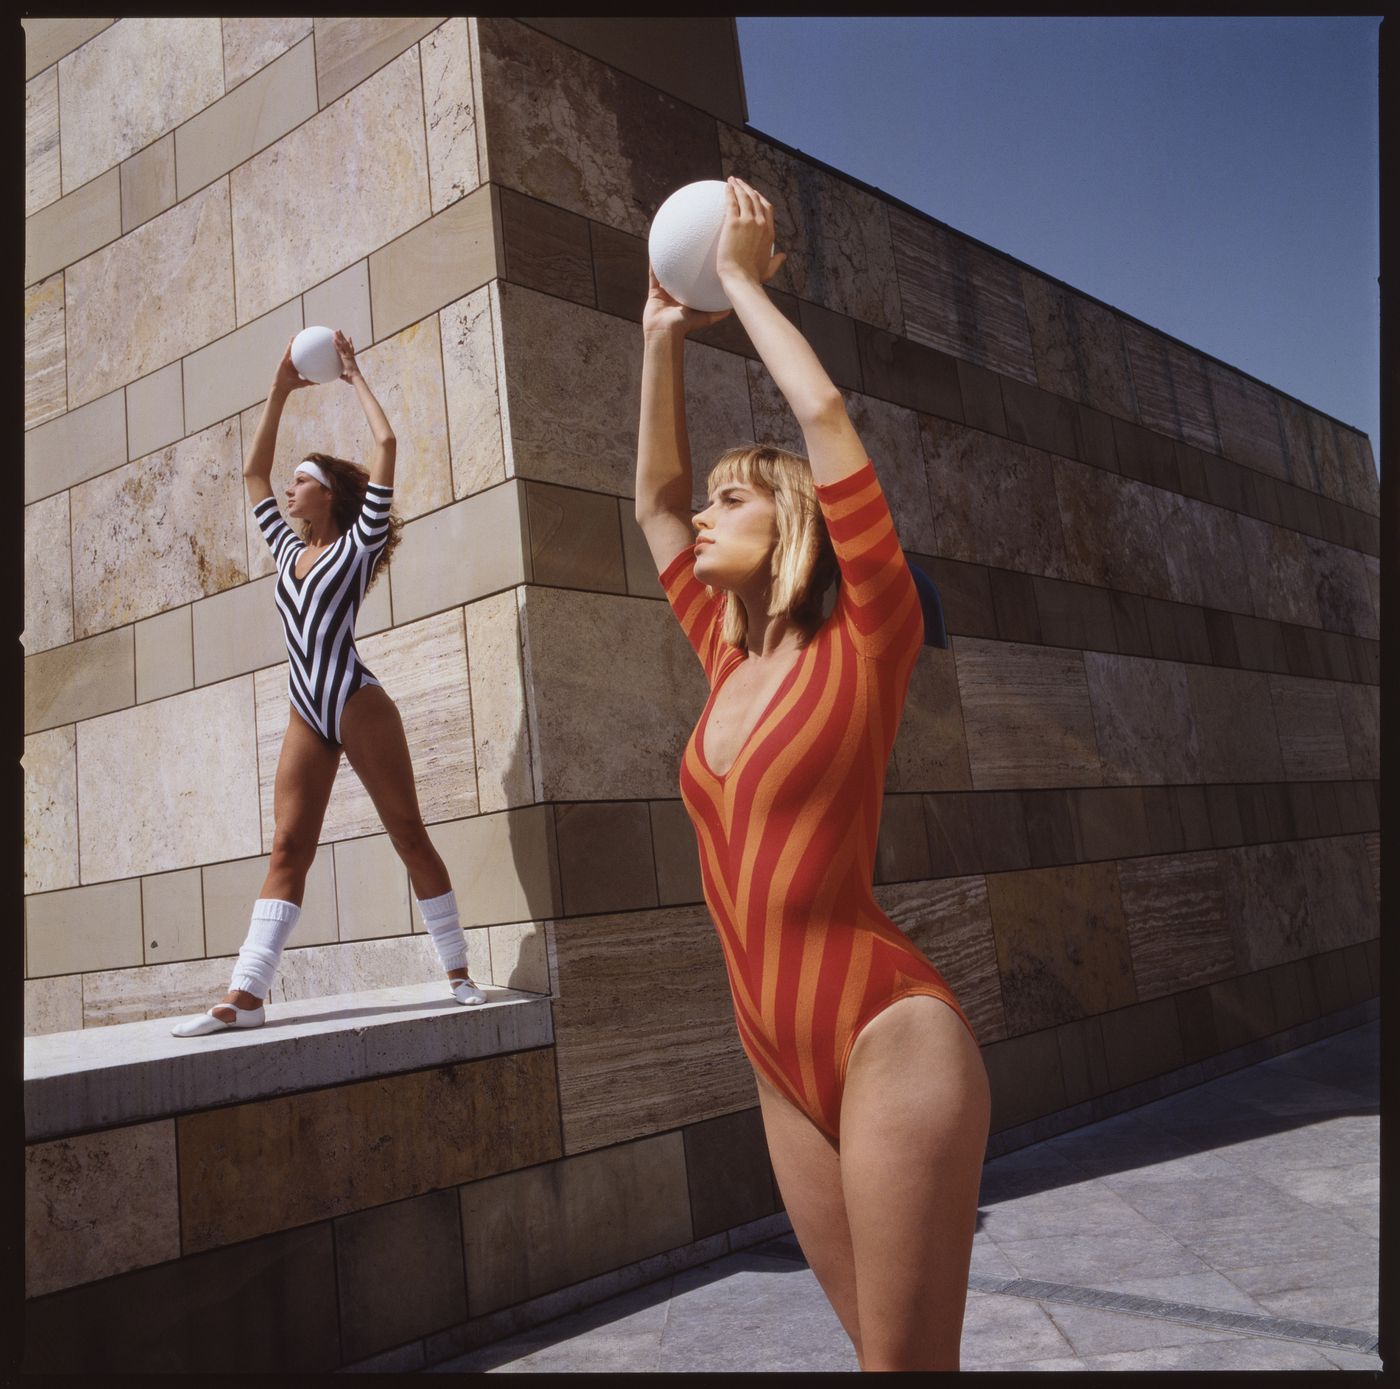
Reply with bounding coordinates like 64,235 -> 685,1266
334,331 -> 396,488
715,178 -> 868,489
243,339 -> 311,506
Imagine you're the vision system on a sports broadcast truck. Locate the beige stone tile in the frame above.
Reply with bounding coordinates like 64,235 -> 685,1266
176,38 -> 316,202
367,182 -> 495,341
488,921 -> 549,993
25,166 -> 120,286
125,362 -> 185,461
1053,456 -> 1172,600
184,299 -> 304,436
274,931 -> 483,1003
67,180 -> 235,407
521,585 -> 709,801
422,17 -> 479,213
1118,851 -> 1234,1001
24,975 -> 84,1036
191,576 -> 284,686
649,799 -> 703,906
71,420 -> 247,639
302,260 -> 372,354
441,285 -> 505,496
1235,515 -> 1322,629
202,850 -> 337,957
686,330 -> 758,489
24,272 -> 66,428
26,67 -> 60,216
24,492 -> 72,655
26,878 -> 142,977
526,482 -> 627,594
427,807 -> 559,929
23,18 -> 115,81
461,1131 -> 692,1314
314,16 -> 445,107
222,17 -> 312,86
1336,683 -> 1379,780
1185,665 -> 1285,785
390,483 -> 528,624
555,802 -> 658,915
1155,489 -> 1255,615
24,388 -> 126,504
141,867 -> 205,964
80,955 -> 245,1026
891,645 -> 973,793
230,49 -> 428,325
1122,320 -> 1220,453
620,503 -> 665,599
744,356 -> 805,456
332,834 -> 412,941
119,133 -> 175,234
24,726 -> 78,895
58,19 -> 224,191
954,636 -> 1104,791
77,676 -> 262,880
1019,273 -> 1138,420
1268,675 -> 1351,782
24,628 -> 134,735
1084,652 -> 1203,785
465,589 -> 533,814
135,606 -> 194,703
26,1121 -> 179,1297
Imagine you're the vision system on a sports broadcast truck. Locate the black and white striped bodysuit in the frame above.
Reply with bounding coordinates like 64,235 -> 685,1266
252,483 -> 393,744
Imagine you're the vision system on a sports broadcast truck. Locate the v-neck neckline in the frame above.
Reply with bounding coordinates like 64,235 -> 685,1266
291,536 -> 341,585
695,641 -> 809,781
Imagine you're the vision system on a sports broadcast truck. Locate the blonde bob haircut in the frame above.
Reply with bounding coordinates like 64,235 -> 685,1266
705,443 -> 838,652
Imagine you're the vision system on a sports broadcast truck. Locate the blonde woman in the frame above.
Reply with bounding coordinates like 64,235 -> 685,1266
635,179 -> 990,1370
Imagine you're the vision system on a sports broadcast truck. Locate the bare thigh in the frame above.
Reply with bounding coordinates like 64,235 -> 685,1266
838,996 -> 990,1371
261,708 -> 342,904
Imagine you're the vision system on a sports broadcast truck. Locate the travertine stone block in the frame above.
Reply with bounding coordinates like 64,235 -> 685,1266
24,388 -> 126,504
222,17 -> 312,87
119,134 -> 175,233
721,126 -> 902,332
314,17 -> 445,107
1302,533 -> 1377,640
25,167 -> 120,286
274,930 -> 483,1002
231,49 -> 429,325
1053,457 -> 1172,600
465,589 -> 534,813
422,17 -> 480,213
889,203 -> 1037,383
683,1107 -> 777,1240
78,676 -> 262,881
555,802 -> 658,915
302,261 -> 372,354
135,607 -> 194,703
25,628 -> 134,735
620,503 -> 665,599
427,807 -> 559,928
24,727 -> 78,894
176,38 -> 316,201
141,868 -> 205,965
25,1121 -> 179,1297
1117,851 -> 1234,1001
24,272 -> 66,427
1223,842 -> 1311,971
1234,515 -> 1322,630
920,417 -> 1068,579
1296,835 -> 1376,955
649,800 -> 703,905
1205,361 -> 1289,480
521,585 -> 708,801
71,420 -> 246,639
367,183 -> 496,340
23,18 -> 115,81
202,850 -> 337,956
67,181 -> 235,407
1121,320 -> 1220,453
26,68 -> 60,216
478,17 -> 720,240
58,18 -> 223,191
178,1047 -> 560,1252
183,298 -> 304,436
332,834 -> 412,940
191,576 -> 284,686
890,646 -> 973,792
843,391 -> 937,554
1336,683 -> 1379,780
441,285 -> 506,497
953,637 -> 1103,791
1083,652 -> 1202,786
459,1131 -> 692,1315
24,492 -> 72,655
488,921 -> 549,993
126,362 -> 185,461
1364,832 -> 1379,904
526,482 -> 627,594
1268,675 -> 1351,782
1154,489 -> 1255,615
1185,666 -> 1284,785
876,874 -> 1006,1042
26,878 -> 142,977
1019,273 -> 1137,420
24,976 -> 83,1037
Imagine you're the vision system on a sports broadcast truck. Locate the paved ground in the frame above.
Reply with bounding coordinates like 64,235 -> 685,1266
430,1021 -> 1381,1373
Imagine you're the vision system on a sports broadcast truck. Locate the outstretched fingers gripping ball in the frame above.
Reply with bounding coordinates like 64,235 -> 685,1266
648,179 -> 733,312
290,325 -> 342,384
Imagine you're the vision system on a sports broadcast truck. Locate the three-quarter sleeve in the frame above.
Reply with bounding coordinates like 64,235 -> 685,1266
660,544 -> 729,685
252,496 -> 300,567
350,483 -> 394,553
815,461 -> 922,661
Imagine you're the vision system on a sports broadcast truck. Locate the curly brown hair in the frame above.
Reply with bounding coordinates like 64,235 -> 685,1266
300,452 -> 402,590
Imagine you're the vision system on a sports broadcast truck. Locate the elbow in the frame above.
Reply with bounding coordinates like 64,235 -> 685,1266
795,387 -> 847,431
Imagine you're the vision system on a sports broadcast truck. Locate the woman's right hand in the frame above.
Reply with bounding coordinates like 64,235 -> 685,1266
271,337 -> 313,396
642,265 -> 730,340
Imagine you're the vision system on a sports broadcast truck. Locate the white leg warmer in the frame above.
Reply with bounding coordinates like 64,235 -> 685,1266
420,889 -> 467,972
228,899 -> 301,997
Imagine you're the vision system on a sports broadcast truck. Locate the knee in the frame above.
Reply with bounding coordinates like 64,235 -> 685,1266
269,827 -> 318,875
384,818 -> 433,860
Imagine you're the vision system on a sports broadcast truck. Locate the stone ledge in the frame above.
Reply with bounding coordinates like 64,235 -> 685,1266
24,981 -> 552,1142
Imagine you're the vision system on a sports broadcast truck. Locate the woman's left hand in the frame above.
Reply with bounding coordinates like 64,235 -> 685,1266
334,329 -> 361,383
714,176 -> 787,290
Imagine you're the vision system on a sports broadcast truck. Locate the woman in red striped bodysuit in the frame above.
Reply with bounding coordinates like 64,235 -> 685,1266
635,178 -> 990,1371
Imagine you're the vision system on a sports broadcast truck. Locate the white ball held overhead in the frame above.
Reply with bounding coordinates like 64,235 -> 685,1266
648,179 -> 733,312
290,325 -> 342,385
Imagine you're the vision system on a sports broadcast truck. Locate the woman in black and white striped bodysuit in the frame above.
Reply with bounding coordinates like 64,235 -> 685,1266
171,333 -> 486,1036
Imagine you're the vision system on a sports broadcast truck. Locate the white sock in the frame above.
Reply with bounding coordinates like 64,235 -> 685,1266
228,898 -> 301,997
419,889 -> 468,972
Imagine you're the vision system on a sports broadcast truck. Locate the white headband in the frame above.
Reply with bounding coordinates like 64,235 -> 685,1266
295,460 -> 332,489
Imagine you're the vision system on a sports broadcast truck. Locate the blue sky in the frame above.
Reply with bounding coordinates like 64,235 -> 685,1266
737,17 -> 1381,468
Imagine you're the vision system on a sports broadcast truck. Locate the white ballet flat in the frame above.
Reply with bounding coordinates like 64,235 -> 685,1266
171,1003 -> 266,1037
450,977 -> 487,1006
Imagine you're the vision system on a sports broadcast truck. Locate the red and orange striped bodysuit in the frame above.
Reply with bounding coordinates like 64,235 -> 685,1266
661,460 -> 975,1143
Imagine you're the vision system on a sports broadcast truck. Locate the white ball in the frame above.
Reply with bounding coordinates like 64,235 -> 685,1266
648,180 -> 732,312
290,325 -> 342,385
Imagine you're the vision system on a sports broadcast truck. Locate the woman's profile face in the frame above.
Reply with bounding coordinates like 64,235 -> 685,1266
286,471 -> 330,520
692,480 -> 778,590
